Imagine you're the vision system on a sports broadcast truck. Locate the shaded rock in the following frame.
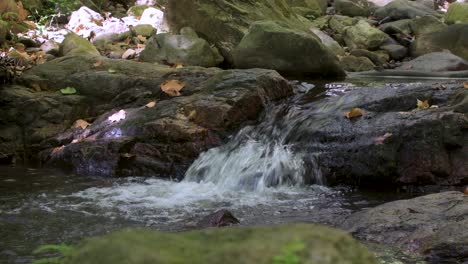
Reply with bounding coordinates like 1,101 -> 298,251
343,20 -> 388,50
350,49 -> 388,65
233,21 -> 344,77
58,224 -> 378,264
310,28 -> 346,56
411,23 -> 468,60
8,55 -> 293,176
59,32 -> 100,57
197,209 -> 240,228
341,191 -> 468,263
284,81 -> 468,187
340,56 -> 375,72
40,39 -> 60,56
335,0 -> 371,17
397,52 -> 468,72
374,0 -> 440,21
166,0 -> 317,65
380,43 -> 407,60
445,2 -> 468,25
140,27 -> 223,67
17,37 -> 38,48
378,19 -> 412,38
409,15 -> 447,37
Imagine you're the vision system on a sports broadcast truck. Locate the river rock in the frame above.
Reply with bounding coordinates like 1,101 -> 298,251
409,15 -> 447,37
59,32 -> 100,57
328,15 -> 360,44
67,6 -> 104,38
197,209 -> 240,228
56,224 -> 378,264
343,20 -> 388,50
165,0 -> 343,76
380,43 -> 407,60
445,2 -> 468,24
341,191 -> 468,263
349,49 -> 389,65
411,23 -> 468,60
340,56 -> 375,72
233,21 -> 344,77
374,0 -> 440,21
310,28 -> 346,56
4,55 -> 293,176
140,27 -> 223,67
397,52 -> 468,72
290,0 -> 328,17
378,19 -> 412,37
334,0 -> 371,17
285,81 -> 468,187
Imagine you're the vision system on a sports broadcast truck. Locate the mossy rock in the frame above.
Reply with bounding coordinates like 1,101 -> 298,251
343,20 -> 388,50
445,2 -> 468,25
340,55 -> 375,72
61,224 -> 378,264
59,32 -> 100,57
127,5 -> 150,17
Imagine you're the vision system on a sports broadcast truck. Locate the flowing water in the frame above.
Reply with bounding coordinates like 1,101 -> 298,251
0,79 -> 421,264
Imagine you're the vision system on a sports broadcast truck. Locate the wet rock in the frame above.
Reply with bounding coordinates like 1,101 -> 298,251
57,224 -> 378,264
341,191 -> 468,263
378,19 -> 412,43
197,209 -> 240,228
334,0 -> 371,17
397,52 -> 468,72
409,15 -> 446,37
445,2 -> 468,25
374,0 -> 440,21
8,55 -> 293,176
411,23 -> 468,60
59,32 -> 100,57
340,55 -> 376,72
380,43 -> 407,60
140,27 -> 224,67
287,81 -> 468,187
343,20 -> 388,50
310,28 -> 346,56
349,49 -> 388,65
233,21 -> 344,77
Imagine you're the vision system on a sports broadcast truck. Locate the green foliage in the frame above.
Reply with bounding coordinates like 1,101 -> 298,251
272,239 -> 306,264
60,87 -> 77,95
32,244 -> 74,264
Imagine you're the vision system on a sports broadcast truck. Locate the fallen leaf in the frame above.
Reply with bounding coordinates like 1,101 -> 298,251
107,68 -> 117,73
73,119 -> 91,130
121,153 -> 136,159
108,110 -> 126,122
136,35 -> 146,42
464,82 -> 468,89
145,101 -> 157,108
51,145 -> 65,155
345,108 -> 364,119
93,60 -> 103,68
71,138 -> 83,144
60,87 -> 77,95
172,63 -> 184,69
374,133 -> 393,145
417,99 -> 430,110
161,80 -> 186,97
187,110 -> 197,120
430,105 -> 439,109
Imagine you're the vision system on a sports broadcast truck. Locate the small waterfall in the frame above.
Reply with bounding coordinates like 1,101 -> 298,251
184,93 -> 323,191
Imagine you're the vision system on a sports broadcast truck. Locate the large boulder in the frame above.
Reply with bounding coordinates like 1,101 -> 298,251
374,0 -> 440,21
233,21 -> 345,77
343,20 -> 389,50
283,81 -> 468,187
342,191 -> 468,263
57,224 -> 378,264
59,32 -> 100,57
409,15 -> 447,37
140,27 -> 224,67
4,55 -> 293,177
165,0 -> 343,76
310,28 -> 346,56
397,52 -> 468,72
411,23 -> 468,60
445,2 -> 468,25
334,0 -> 371,17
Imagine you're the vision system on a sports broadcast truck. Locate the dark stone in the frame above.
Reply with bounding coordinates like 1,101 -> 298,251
197,209 -> 240,228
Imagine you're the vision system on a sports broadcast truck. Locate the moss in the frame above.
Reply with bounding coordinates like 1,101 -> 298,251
127,5 -> 150,17
61,224 -> 378,264
445,2 -> 468,24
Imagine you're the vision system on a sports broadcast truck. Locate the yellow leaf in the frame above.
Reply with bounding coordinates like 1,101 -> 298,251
161,80 -> 186,97
145,101 -> 157,108
464,82 -> 468,89
187,110 -> 197,120
345,108 -> 364,119
417,99 -> 430,110
73,119 -> 91,130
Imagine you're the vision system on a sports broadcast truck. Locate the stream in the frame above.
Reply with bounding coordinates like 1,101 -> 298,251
0,78 -> 422,264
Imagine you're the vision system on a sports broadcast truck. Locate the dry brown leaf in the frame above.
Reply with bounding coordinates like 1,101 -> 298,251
172,63 -> 184,69
73,119 -> 91,130
464,186 -> 468,195
75,24 -> 84,33
17,1 -> 29,21
93,60 -> 103,68
374,133 -> 393,145
464,82 -> 468,89
121,153 -> 136,159
345,108 -> 364,119
161,80 -> 186,97
417,99 -> 430,110
51,145 -> 65,155
187,110 -> 197,120
145,101 -> 157,108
